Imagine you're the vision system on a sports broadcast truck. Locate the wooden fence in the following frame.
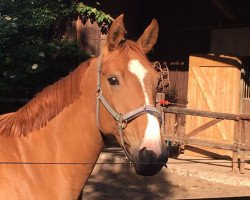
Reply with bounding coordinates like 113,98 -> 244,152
161,103 -> 250,174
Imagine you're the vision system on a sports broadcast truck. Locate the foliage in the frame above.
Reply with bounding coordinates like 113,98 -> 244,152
76,2 -> 113,34
0,0 -> 112,98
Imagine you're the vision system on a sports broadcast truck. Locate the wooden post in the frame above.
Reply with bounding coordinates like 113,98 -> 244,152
156,93 -> 166,135
232,121 -> 240,173
239,120 -> 246,174
176,113 -> 186,152
176,114 -> 186,137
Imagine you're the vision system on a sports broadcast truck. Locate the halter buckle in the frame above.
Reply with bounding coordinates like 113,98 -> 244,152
96,86 -> 102,95
116,114 -> 127,130
120,120 -> 127,129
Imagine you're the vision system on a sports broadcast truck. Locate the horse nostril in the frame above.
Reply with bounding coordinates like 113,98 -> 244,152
138,147 -> 157,162
138,147 -> 147,161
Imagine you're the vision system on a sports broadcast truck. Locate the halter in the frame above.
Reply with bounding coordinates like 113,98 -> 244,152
96,55 -> 162,161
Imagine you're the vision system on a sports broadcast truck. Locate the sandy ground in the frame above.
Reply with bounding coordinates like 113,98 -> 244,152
82,149 -> 250,200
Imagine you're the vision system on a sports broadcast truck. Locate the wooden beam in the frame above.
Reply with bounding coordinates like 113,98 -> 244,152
186,118 -> 222,138
239,121 -> 246,174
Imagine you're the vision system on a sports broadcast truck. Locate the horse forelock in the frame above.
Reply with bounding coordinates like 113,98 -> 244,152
102,40 -> 150,74
0,59 -> 92,137
106,40 -> 146,61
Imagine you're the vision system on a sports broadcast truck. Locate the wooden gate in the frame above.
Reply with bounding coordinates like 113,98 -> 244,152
185,55 -> 242,157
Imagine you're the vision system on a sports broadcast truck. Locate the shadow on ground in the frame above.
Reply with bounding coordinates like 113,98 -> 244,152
82,150 -> 179,200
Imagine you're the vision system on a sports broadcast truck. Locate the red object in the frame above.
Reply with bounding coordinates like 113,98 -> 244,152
158,100 -> 170,105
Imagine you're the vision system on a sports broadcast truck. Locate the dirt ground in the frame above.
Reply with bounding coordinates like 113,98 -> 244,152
82,149 -> 250,200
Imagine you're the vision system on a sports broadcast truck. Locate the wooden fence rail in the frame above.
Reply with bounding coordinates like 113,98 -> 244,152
164,135 -> 250,152
164,106 -> 250,121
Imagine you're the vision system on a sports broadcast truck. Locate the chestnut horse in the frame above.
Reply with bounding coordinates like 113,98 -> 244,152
0,15 -> 168,199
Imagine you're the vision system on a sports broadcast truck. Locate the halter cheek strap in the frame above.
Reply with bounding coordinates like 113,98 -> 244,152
96,55 -> 162,162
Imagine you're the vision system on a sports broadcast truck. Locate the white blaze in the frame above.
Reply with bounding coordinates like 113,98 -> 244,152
128,60 -> 149,104
128,60 -> 162,155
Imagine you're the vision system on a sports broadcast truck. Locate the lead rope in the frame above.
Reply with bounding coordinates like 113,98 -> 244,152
117,122 -> 133,163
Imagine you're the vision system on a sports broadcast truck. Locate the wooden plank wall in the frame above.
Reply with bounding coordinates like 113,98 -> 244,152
165,62 -> 189,136
169,70 -> 189,106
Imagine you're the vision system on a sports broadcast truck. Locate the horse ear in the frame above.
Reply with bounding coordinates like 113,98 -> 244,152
137,19 -> 159,53
107,14 -> 126,51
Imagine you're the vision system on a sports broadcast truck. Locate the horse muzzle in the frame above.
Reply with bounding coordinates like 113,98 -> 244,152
131,146 -> 168,176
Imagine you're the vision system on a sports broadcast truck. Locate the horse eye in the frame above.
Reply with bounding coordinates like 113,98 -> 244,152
107,76 -> 119,86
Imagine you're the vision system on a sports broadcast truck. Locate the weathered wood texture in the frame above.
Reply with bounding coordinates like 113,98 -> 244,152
186,55 -> 242,157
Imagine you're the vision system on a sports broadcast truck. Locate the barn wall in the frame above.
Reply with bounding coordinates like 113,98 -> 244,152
211,28 -> 250,57
167,59 -> 189,106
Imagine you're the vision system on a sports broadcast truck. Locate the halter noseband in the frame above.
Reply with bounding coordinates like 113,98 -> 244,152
96,55 -> 162,161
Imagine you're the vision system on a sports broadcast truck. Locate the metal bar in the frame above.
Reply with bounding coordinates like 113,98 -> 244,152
164,107 -> 250,121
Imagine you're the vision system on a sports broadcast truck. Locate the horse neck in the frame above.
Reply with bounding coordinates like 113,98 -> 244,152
62,58 -> 104,182
0,59 -> 104,198
39,59 -> 104,192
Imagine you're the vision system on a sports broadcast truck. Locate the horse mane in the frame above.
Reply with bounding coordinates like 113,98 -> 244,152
0,59 -> 92,137
0,41 -> 146,137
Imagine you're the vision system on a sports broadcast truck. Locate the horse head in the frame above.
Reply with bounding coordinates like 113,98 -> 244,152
97,15 -> 168,176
